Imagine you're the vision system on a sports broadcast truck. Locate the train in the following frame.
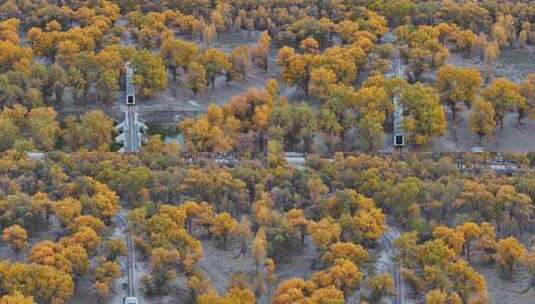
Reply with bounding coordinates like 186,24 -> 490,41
125,62 -> 135,105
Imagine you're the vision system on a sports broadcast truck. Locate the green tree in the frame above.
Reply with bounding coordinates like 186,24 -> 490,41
45,64 -> 68,104
133,50 -> 168,99
0,115 -> 19,151
380,0 -> 415,27
469,100 -> 495,143
251,31 -> 271,72
269,103 -> 317,152
435,65 -> 482,120
77,110 -> 114,150
185,62 -> 207,96
401,83 -> 447,145
358,111 -> 385,152
366,273 -> 396,303
200,48 -> 230,89
228,45 -> 251,82
482,78 -> 525,130
161,38 -> 199,81
27,107 -> 60,151
96,70 -> 120,104
73,52 -> 98,103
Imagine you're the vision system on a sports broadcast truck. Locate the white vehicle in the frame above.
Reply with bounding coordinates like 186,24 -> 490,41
124,296 -> 138,304
470,147 -> 485,153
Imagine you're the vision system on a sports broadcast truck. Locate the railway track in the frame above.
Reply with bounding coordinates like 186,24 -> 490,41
393,259 -> 403,304
381,229 -> 404,304
117,214 -> 137,303
126,227 -> 135,297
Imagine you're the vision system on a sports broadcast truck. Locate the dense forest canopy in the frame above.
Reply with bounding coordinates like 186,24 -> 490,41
1,0 -> 535,303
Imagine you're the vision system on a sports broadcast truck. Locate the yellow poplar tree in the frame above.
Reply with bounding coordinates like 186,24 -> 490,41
2,225 -> 27,259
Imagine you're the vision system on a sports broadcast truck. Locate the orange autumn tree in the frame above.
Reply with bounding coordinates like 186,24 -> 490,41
0,291 -> 35,304
210,212 -> 238,248
2,225 -> 27,259
496,237 -> 526,278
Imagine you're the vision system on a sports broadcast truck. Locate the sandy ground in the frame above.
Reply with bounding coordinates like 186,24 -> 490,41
69,277 -> 94,304
271,237 -> 317,282
0,217 -> 64,262
431,106 -> 535,153
197,236 -> 317,304
445,46 -> 535,83
127,236 -> 318,304
413,47 -> 535,153
475,265 -> 534,304
198,239 -> 257,293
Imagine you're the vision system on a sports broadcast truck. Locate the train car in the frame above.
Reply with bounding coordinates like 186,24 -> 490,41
125,63 -> 135,105
124,296 -> 138,304
393,97 -> 405,148
394,133 -> 405,147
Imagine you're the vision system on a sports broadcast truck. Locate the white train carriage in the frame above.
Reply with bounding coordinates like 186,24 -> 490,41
124,296 -> 138,304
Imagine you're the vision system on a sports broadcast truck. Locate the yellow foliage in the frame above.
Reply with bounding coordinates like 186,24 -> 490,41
496,237 -> 526,277
0,262 -> 74,304
0,291 -> 35,304
2,225 -> 27,256
323,242 -> 369,267
433,226 -> 466,256
308,217 -> 341,250
210,212 -> 238,247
